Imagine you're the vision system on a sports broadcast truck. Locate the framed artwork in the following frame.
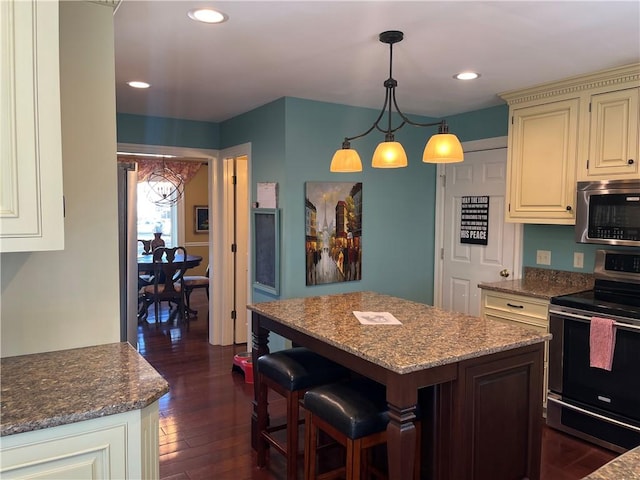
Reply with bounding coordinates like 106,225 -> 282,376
304,182 -> 362,286
194,206 -> 209,233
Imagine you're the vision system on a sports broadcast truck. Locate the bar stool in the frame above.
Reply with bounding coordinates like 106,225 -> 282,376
256,347 -> 350,480
303,378 -> 420,480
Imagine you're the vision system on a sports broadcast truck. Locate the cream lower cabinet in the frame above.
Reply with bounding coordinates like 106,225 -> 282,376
505,98 -> 579,224
584,87 -> 639,180
0,403 -> 160,479
0,0 -> 64,252
480,290 -> 549,409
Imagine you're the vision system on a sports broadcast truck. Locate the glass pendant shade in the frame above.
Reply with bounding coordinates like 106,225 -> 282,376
330,148 -> 363,172
422,133 -> 464,163
371,141 -> 408,168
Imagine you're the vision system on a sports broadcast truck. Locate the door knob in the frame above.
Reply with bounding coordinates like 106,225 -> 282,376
500,269 -> 510,278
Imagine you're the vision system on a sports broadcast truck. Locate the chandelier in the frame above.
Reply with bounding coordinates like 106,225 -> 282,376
146,161 -> 185,206
330,31 -> 464,172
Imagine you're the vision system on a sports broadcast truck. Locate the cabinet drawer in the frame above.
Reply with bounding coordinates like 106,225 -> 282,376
483,291 -> 548,324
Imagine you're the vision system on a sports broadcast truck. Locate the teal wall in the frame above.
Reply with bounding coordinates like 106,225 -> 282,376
117,113 -> 219,149
118,99 -> 638,309
218,97 -> 508,305
522,224 -> 638,272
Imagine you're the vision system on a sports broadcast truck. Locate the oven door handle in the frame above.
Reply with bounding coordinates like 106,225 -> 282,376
549,309 -> 640,332
547,396 -> 640,433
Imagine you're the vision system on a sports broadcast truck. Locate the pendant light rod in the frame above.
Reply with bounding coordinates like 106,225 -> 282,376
337,31 -> 451,147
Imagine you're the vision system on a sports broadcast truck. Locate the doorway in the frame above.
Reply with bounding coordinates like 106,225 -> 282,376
433,136 -> 522,316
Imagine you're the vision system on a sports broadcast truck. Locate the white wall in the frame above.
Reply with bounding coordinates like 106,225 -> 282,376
0,1 -> 120,357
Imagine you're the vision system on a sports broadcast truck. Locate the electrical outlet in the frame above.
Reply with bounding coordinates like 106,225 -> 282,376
536,250 -> 551,265
574,252 -> 584,269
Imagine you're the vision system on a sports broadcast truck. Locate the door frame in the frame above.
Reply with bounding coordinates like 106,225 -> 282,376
116,142 -> 219,337
432,136 -> 523,308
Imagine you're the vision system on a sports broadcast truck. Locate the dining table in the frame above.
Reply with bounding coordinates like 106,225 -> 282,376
137,253 -> 203,273
248,291 -> 550,480
137,253 -> 203,320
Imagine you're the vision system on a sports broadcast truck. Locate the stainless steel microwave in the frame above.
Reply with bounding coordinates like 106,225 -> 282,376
575,179 -> 640,247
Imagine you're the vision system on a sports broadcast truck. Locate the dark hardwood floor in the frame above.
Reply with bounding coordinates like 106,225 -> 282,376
137,290 -> 617,479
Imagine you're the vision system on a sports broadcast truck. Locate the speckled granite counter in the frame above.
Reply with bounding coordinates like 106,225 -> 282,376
583,446 -> 640,479
1,342 -> 169,436
479,267 -> 594,300
248,290 -> 550,374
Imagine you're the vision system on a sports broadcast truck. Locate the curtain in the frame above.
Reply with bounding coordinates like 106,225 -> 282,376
117,156 -> 203,185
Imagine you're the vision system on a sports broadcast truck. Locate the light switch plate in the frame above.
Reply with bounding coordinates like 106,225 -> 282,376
574,252 -> 584,269
536,250 -> 551,265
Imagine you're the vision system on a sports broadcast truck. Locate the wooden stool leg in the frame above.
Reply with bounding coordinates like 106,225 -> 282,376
304,411 -> 317,480
257,378 -> 269,468
286,391 -> 300,480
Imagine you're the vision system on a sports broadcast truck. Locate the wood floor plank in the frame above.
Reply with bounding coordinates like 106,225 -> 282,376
138,290 -> 618,479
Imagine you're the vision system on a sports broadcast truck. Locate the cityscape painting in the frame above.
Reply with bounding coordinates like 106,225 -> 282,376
305,182 -> 362,286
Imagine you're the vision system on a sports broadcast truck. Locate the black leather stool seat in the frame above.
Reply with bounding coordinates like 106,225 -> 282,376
257,347 -> 349,391
255,347 -> 350,480
303,378 -> 388,439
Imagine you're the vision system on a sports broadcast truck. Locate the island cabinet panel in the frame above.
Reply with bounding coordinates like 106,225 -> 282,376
448,345 -> 544,480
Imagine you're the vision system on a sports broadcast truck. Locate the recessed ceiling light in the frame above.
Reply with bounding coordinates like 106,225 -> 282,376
187,8 -> 227,24
127,81 -> 150,89
455,72 -> 480,81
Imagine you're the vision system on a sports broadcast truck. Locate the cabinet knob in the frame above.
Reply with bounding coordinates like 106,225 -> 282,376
500,269 -> 510,278
628,159 -> 635,165
566,205 -> 572,211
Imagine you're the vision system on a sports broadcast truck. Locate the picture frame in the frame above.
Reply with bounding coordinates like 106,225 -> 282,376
194,206 -> 209,233
252,208 -> 280,295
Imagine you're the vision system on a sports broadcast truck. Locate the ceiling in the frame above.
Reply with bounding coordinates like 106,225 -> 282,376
113,1 -> 640,124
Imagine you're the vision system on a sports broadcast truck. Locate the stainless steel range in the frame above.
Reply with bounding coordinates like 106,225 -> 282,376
547,249 -> 640,453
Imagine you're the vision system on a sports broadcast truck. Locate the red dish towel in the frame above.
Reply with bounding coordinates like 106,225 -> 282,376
589,317 -> 617,371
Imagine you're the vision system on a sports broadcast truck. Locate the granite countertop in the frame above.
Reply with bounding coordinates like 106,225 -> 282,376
478,267 -> 594,300
583,445 -> 640,479
0,342 -> 169,436
248,291 -> 550,374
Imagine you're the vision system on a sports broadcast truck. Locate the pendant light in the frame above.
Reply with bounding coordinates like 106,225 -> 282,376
330,31 -> 464,172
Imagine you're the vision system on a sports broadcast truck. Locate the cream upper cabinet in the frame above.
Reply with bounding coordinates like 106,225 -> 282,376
500,63 -> 640,224
0,0 -> 64,252
505,98 -> 579,224
582,87 -> 639,180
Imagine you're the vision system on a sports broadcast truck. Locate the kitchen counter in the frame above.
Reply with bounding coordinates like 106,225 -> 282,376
249,290 -> 551,374
583,446 -> 640,479
250,291 -> 548,479
479,267 -> 594,300
1,342 -> 169,436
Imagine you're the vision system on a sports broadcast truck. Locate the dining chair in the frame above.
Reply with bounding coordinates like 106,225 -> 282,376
183,264 -> 209,317
139,246 -> 190,329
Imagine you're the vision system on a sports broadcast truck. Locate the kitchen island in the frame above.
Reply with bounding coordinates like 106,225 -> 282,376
249,291 -> 550,480
0,342 -> 169,479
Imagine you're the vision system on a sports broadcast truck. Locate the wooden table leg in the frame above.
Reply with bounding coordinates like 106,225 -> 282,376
251,312 -> 270,452
387,381 -> 418,479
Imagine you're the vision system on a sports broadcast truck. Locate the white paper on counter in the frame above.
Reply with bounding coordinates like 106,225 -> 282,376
353,311 -> 402,325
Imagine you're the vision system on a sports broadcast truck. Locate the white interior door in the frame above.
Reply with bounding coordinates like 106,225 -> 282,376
215,144 -> 251,346
434,137 -> 522,316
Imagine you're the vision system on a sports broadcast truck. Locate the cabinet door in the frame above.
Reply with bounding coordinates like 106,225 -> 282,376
506,99 -> 579,224
586,88 -> 639,179
0,0 -> 64,252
